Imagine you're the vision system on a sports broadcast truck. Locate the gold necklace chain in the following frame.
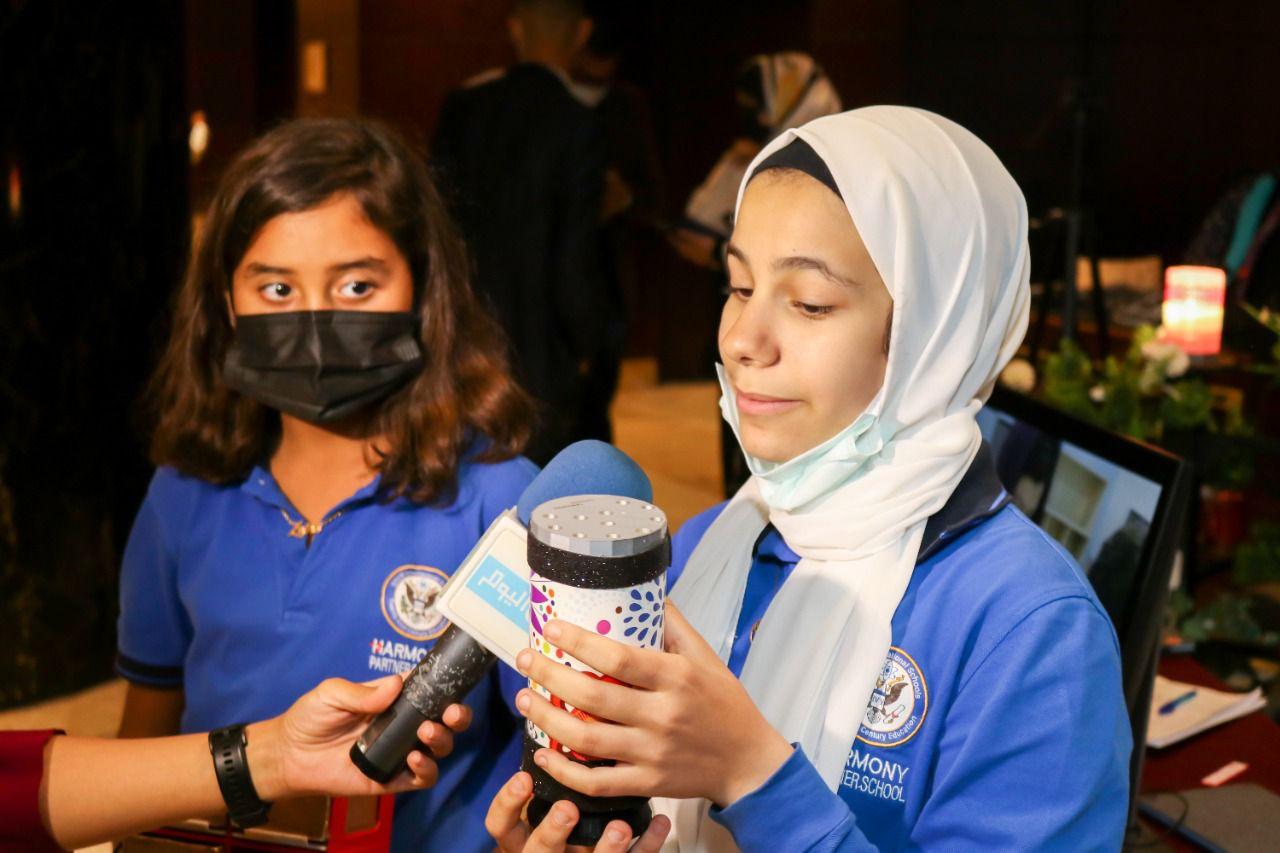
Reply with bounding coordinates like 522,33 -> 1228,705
279,507 -> 344,544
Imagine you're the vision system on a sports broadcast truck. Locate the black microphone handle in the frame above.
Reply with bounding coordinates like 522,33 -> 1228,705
350,623 -> 497,784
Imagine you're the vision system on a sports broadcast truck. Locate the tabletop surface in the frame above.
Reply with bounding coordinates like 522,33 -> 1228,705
1142,653 -> 1280,794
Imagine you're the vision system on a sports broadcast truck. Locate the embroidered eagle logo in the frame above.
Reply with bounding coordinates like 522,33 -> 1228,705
399,578 -> 439,621
882,676 -> 909,707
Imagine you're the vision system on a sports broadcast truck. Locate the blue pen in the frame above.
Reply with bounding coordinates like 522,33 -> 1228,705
1158,690 -> 1197,715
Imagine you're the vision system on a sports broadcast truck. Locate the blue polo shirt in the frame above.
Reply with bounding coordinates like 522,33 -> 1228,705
668,445 -> 1131,851
116,452 -> 537,853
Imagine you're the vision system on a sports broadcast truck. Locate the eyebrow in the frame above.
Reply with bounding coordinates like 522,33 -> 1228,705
241,256 -> 390,276
331,256 -> 389,274
724,242 -> 858,288
774,255 -> 858,288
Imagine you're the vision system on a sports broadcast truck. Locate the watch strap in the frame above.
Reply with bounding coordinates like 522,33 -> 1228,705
209,723 -> 272,828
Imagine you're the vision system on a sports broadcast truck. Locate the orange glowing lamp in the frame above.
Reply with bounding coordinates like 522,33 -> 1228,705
1162,265 -> 1227,356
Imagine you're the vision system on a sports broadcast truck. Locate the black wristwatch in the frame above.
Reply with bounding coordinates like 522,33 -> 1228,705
209,723 -> 273,828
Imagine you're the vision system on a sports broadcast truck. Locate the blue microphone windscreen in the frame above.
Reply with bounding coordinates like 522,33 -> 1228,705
516,440 -> 653,525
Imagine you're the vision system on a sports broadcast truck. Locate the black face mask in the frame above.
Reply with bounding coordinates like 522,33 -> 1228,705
222,310 -> 425,424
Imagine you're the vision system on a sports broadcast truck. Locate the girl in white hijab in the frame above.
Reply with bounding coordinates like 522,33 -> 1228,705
485,107 -> 1130,853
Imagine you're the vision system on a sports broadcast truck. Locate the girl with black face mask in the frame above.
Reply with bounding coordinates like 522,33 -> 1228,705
115,118 -> 538,852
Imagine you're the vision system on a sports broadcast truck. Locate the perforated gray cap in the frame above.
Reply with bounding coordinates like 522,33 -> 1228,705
528,494 -> 668,557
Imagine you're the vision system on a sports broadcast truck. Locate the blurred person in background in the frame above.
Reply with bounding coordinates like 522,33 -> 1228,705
432,0 -> 611,465
670,52 -> 842,272
565,3 -> 665,443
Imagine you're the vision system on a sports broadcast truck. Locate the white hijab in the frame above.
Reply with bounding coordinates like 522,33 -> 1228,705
656,106 -> 1031,850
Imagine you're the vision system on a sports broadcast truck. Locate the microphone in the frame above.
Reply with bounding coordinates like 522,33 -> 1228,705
522,493 -> 669,844
516,440 -> 651,525
349,441 -> 653,784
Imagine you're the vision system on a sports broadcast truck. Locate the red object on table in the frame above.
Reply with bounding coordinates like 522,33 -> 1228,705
141,795 -> 394,852
1200,488 -> 1247,553
1142,653 -> 1280,795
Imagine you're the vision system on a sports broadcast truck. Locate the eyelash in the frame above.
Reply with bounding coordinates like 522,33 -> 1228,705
339,280 -> 376,297
794,301 -> 834,318
723,285 -> 834,319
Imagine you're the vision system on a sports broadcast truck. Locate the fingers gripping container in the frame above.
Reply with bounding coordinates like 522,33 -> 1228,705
524,494 -> 670,845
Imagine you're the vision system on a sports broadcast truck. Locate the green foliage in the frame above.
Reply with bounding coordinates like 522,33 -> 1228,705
1243,303 -> 1280,377
1099,351 -> 1150,439
1042,338 -> 1096,422
1233,522 -> 1280,587
1243,303 -> 1280,339
1178,592 -> 1279,647
1040,325 -> 1222,442
1209,420 -> 1257,490
1166,587 -> 1195,625
1160,379 -> 1213,432
1038,324 -> 1257,488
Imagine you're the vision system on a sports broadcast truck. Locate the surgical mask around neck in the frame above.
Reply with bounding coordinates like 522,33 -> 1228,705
716,363 -> 886,511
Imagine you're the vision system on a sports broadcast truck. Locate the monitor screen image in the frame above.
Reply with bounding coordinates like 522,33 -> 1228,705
977,406 -> 1164,618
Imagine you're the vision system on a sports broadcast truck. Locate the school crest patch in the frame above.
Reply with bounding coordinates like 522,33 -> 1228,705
857,647 -> 928,748
380,564 -> 450,641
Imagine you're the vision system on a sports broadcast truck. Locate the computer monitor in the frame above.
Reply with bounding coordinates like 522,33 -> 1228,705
978,386 -> 1193,827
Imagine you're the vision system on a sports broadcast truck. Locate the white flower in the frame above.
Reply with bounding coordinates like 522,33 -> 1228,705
1089,385 -> 1106,403
1142,331 -> 1191,378
1000,358 -> 1036,392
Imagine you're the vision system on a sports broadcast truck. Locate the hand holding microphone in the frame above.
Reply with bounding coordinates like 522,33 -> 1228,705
350,441 -> 655,784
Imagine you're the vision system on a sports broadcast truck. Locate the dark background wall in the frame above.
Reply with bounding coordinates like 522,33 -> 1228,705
359,0 -> 512,149
2,0 -> 1279,706
822,1 -> 1280,260
0,0 -> 295,708
352,0 -> 1280,377
1,0 -> 187,706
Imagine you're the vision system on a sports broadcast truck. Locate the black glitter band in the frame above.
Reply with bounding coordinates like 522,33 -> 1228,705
526,534 -> 670,590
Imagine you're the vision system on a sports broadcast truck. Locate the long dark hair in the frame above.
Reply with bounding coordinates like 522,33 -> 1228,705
147,117 -> 532,504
